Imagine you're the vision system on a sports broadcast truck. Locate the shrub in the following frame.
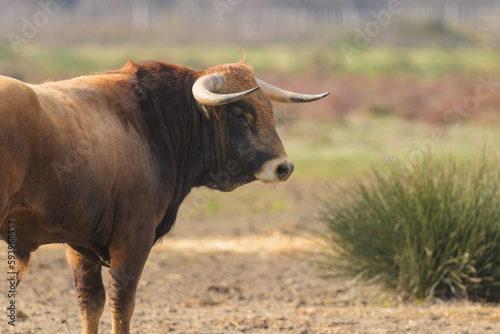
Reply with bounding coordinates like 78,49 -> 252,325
320,154 -> 500,301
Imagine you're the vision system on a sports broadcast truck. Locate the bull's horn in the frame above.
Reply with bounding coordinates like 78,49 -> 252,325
256,79 -> 329,103
192,73 -> 260,106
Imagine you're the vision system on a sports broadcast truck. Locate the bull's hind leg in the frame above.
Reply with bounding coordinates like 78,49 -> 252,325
66,246 -> 106,334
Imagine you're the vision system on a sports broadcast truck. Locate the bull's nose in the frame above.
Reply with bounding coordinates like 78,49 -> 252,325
276,162 -> 294,181
254,157 -> 295,183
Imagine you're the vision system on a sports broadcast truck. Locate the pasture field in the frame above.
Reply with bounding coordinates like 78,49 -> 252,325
1,43 -> 500,81
1,118 -> 500,332
280,118 -> 500,179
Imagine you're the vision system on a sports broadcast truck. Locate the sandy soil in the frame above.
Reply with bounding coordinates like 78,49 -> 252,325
1,181 -> 500,333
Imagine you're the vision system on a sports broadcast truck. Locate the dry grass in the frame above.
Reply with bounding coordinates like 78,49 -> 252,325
159,232 -> 324,256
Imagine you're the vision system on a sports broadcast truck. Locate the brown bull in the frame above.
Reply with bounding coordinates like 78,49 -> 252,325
0,60 -> 328,333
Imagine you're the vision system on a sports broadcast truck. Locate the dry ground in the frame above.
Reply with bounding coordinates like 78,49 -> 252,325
1,180 -> 500,333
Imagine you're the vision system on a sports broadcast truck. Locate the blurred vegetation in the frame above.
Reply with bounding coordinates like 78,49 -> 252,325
320,153 -> 500,301
1,0 -> 498,47
1,43 -> 500,82
280,118 -> 500,179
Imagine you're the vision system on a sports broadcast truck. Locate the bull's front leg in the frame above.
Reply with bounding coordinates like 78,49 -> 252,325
66,246 -> 106,334
108,229 -> 154,334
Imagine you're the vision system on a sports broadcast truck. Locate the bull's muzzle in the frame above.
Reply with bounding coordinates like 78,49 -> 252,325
255,157 -> 294,183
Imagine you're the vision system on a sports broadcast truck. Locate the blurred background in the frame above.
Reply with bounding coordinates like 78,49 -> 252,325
2,1 -> 500,331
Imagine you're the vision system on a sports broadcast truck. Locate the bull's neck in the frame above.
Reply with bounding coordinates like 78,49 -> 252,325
132,72 -> 213,199
129,74 -> 211,241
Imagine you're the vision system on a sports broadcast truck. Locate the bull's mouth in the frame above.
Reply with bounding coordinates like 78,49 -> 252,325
254,157 -> 294,184
201,157 -> 294,192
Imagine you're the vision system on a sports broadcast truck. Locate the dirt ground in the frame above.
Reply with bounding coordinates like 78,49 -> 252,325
1,180 -> 500,333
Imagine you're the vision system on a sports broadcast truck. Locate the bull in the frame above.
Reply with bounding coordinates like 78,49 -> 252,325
0,60 -> 328,333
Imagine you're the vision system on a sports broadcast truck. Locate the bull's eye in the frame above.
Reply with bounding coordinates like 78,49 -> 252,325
230,108 -> 245,122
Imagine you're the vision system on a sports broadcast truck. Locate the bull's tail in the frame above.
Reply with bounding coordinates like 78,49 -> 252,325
2,208 -> 38,286
15,252 -> 31,286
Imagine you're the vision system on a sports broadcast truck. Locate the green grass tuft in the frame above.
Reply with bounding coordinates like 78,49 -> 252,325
320,153 -> 500,301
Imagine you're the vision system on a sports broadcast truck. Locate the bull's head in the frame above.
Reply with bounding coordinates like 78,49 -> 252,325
192,63 -> 328,191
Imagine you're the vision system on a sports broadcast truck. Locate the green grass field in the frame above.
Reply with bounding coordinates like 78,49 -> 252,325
1,43 -> 499,81
281,118 -> 500,179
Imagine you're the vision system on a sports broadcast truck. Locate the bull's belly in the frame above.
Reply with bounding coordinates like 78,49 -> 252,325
0,194 -> 112,254
0,206 -> 65,261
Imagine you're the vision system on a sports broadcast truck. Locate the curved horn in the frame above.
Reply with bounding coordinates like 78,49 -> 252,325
192,73 -> 260,106
256,79 -> 329,103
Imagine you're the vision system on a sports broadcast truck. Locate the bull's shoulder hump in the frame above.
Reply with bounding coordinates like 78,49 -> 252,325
0,75 -> 38,97
0,76 -> 42,114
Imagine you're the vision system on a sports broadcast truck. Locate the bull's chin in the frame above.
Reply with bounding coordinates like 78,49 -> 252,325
204,174 -> 257,192
255,178 -> 281,185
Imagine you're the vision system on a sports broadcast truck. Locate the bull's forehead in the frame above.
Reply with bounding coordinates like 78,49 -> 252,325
206,63 -> 274,119
207,62 -> 257,92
